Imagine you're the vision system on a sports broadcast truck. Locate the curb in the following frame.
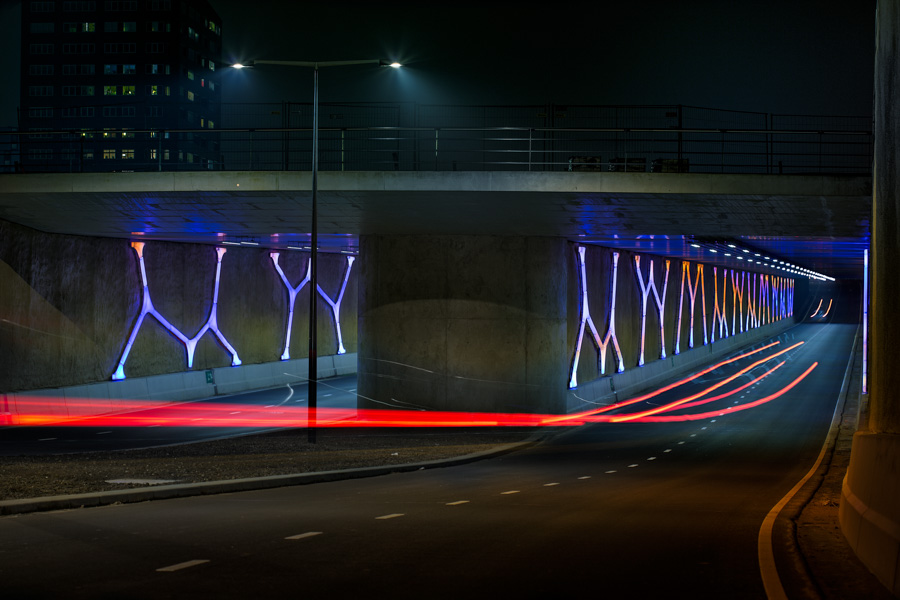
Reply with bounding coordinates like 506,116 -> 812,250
0,438 -> 541,517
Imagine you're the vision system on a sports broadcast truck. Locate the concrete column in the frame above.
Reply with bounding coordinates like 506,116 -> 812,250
839,2 -> 900,595
357,235 -> 568,414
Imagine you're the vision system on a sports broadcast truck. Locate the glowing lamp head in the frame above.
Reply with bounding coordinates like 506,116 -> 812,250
379,60 -> 402,68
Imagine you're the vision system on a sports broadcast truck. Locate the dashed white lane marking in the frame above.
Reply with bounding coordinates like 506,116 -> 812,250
605,470 -> 617,474
663,449 -> 672,453
38,438 -> 57,441
690,433 -> 697,437
647,457 -> 657,461
285,532 -> 322,540
678,441 -> 685,445
544,482 -> 560,487
711,419 -> 717,423
264,405 -> 275,408
156,559 -> 209,572
97,431 -> 112,435
628,464 -> 639,468
191,418 -> 203,421
701,427 -> 707,430
446,500 -> 469,506
376,513 -> 404,520
230,411 -> 241,415
578,476 -> 591,480
501,490 -> 520,495
323,394 -> 332,397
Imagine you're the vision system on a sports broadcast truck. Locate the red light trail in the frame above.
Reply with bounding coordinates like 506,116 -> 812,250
7,342 -> 817,430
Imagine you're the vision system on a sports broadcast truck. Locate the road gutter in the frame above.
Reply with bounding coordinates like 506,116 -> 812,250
757,325 -> 859,599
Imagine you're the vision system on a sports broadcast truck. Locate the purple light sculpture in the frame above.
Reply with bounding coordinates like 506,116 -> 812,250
270,252 -> 355,360
112,242 -> 241,381
569,246 -> 624,389
634,256 -> 670,366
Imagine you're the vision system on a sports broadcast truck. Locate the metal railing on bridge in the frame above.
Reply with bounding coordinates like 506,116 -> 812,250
4,104 -> 873,175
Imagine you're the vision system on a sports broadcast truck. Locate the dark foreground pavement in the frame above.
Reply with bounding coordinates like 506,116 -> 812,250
0,344 -> 892,599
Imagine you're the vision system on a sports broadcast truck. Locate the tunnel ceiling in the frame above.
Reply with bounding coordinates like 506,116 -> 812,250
0,171 -> 871,281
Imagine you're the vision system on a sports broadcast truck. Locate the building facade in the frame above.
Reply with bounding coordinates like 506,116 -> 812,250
19,0 -> 222,172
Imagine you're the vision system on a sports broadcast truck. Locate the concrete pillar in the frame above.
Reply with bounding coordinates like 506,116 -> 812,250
357,235 -> 567,414
839,2 -> 900,595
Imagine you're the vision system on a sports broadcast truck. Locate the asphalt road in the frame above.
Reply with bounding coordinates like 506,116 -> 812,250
0,323 -> 856,599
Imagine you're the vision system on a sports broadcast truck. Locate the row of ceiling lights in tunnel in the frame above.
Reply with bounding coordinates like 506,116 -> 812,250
688,238 -> 835,282
210,236 -> 358,255
203,235 -> 832,279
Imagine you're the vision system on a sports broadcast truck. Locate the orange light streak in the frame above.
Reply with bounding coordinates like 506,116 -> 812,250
662,361 -> 785,412
623,362 -> 819,422
543,340 -> 783,424
610,342 -> 804,422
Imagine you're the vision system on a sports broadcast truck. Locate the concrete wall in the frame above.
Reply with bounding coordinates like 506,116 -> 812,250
0,218 -> 358,394
357,235 -> 568,414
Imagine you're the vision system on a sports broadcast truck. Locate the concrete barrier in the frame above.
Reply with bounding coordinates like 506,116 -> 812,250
4,353 -> 358,424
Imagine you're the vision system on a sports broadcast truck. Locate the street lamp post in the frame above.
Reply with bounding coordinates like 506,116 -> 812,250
232,59 -> 400,443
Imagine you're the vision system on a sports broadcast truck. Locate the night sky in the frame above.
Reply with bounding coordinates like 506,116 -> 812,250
1,0 -> 877,126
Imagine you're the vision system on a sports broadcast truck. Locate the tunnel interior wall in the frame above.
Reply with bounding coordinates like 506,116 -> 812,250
0,218 -> 358,395
566,243 -> 799,406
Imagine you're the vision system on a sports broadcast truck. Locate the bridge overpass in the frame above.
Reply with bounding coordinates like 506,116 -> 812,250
2,5 -> 900,592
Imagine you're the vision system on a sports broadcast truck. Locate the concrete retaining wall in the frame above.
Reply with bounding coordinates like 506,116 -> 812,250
0,218 -> 358,393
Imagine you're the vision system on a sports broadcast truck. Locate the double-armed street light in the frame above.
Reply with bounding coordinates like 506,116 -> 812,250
231,59 -> 401,443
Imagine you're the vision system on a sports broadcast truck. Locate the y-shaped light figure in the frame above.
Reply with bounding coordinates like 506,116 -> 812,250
634,255 -> 670,366
731,269 -> 745,335
316,256 -> 355,355
569,246 -> 624,389
675,261 -> 707,355
711,267 -> 729,343
270,252 -> 311,360
112,242 -> 241,381
270,252 -> 355,359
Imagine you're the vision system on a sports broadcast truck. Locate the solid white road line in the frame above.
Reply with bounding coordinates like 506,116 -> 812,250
156,559 -> 210,572
375,513 -> 404,520
286,532 -> 323,540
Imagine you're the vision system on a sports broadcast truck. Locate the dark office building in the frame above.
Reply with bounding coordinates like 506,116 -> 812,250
19,0 -> 222,172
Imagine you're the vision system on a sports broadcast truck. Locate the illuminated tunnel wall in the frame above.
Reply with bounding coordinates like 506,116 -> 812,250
0,219 -> 357,393
566,243 -> 799,396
